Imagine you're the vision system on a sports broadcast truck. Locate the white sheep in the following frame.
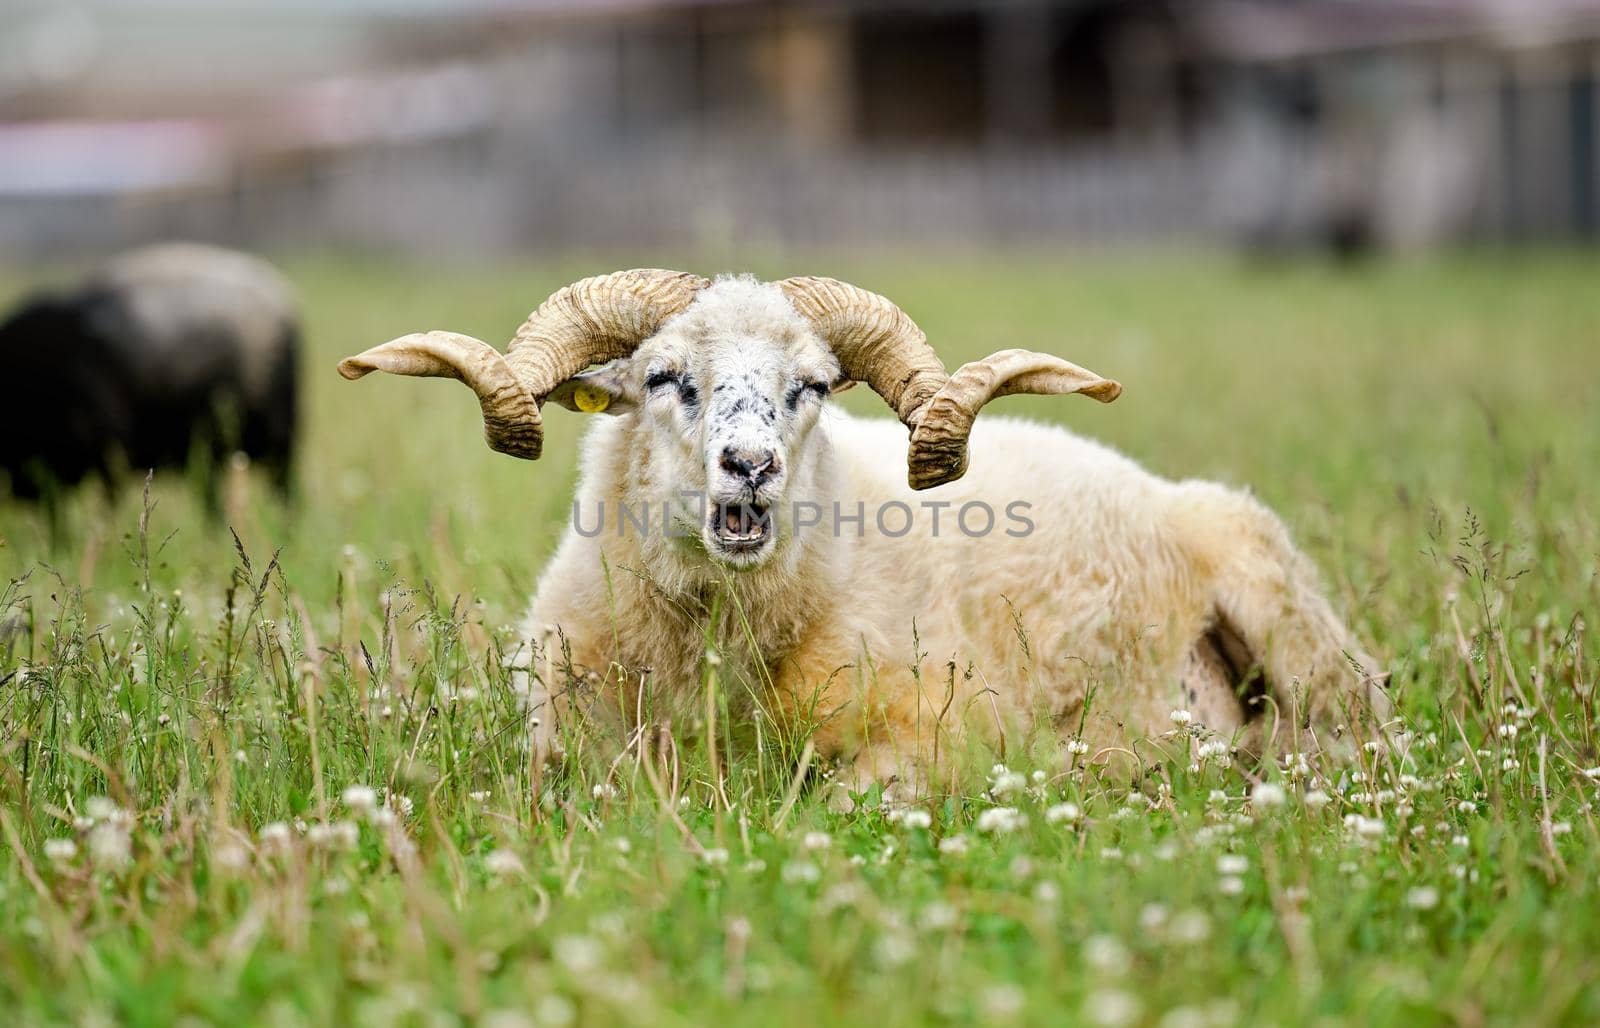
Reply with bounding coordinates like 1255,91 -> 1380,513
341,270 -> 1388,791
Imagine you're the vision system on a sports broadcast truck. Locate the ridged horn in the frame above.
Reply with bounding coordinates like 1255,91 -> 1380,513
339,269 -> 708,460
907,349 -> 1121,489
338,331 -> 543,458
778,278 -> 1120,490
503,269 -> 710,400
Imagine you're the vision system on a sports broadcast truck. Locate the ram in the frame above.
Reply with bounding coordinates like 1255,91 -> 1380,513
0,243 -> 299,504
341,270 -> 1388,793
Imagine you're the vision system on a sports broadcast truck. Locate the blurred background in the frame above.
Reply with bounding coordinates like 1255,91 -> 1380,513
4,0 -> 1599,260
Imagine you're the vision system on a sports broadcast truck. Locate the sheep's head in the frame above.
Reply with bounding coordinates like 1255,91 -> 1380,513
542,278 -> 843,565
339,270 -> 1122,561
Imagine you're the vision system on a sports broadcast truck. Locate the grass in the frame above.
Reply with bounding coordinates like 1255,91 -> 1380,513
2,248 -> 1599,1026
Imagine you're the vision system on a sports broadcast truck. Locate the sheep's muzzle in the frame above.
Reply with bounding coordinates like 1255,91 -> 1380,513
710,501 -> 772,553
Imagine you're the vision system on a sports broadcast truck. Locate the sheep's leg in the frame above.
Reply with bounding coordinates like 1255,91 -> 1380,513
1175,484 -> 1389,756
510,619 -> 626,767
1179,628 -> 1251,737
773,620 -> 953,806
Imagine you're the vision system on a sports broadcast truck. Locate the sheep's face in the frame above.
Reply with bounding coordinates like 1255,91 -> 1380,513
563,278 -> 842,568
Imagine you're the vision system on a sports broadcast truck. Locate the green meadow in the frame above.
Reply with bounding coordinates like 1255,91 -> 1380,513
2,250 -> 1598,1025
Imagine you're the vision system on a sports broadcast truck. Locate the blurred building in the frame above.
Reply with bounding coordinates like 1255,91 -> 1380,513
1,0 -> 1598,256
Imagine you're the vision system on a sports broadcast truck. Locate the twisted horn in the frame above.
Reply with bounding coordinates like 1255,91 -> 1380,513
779,278 -> 1121,490
504,269 -> 709,400
908,349 -> 1120,490
338,331 -> 543,458
778,277 -> 947,424
339,269 -> 708,460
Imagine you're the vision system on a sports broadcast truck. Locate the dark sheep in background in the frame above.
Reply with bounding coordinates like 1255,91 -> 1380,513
0,243 -> 299,506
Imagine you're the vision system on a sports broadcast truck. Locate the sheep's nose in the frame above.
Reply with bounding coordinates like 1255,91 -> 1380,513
720,446 -> 778,485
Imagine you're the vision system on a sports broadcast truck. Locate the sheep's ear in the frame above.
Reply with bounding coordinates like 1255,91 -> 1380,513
545,363 -> 639,415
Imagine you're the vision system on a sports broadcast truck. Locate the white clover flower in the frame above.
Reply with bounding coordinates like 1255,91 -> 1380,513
1169,709 -> 1192,726
980,984 -> 1027,1021
819,882 -> 865,913
307,821 -> 360,851
1045,802 -> 1081,825
212,840 -> 250,871
1451,835 -> 1469,847
484,849 -> 524,877
701,847 -> 730,866
1084,988 -> 1140,1027
1139,904 -> 1169,933
989,768 -> 1028,797
613,837 -> 632,854
1406,886 -> 1440,910
781,860 -> 821,884
920,901 -> 960,931
1552,821 -> 1573,836
1251,782 -> 1287,808
1498,723 -> 1518,739
938,835 -> 971,856
85,796 -> 118,822
259,822 -> 292,849
87,822 -> 131,869
553,934 -> 603,974
1159,1007 -> 1210,1028
873,931 -> 917,969
802,831 -> 832,852
1065,739 -> 1091,757
1031,769 -> 1048,785
1008,856 -> 1035,881
1582,767 -> 1600,781
341,785 -> 377,814
1216,854 -> 1249,875
1502,758 -> 1520,772
1034,881 -> 1061,904
1083,934 -> 1130,975
1303,789 -> 1332,809
1099,847 -> 1123,862
741,859 -> 766,873
468,790 -> 491,802
1457,800 -> 1477,814
43,838 -> 77,864
1169,910 -> 1211,944
1344,814 -> 1385,838
592,783 -> 619,801
1218,876 -> 1245,896
976,807 -> 1025,834
900,809 -> 933,830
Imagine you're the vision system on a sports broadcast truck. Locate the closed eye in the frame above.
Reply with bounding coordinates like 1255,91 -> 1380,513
645,369 -> 680,391
785,380 -> 830,409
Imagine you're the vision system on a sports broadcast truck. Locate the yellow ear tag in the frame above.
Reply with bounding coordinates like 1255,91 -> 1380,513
573,384 -> 610,413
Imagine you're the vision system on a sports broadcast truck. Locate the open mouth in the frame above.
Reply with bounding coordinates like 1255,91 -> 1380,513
709,501 -> 772,553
